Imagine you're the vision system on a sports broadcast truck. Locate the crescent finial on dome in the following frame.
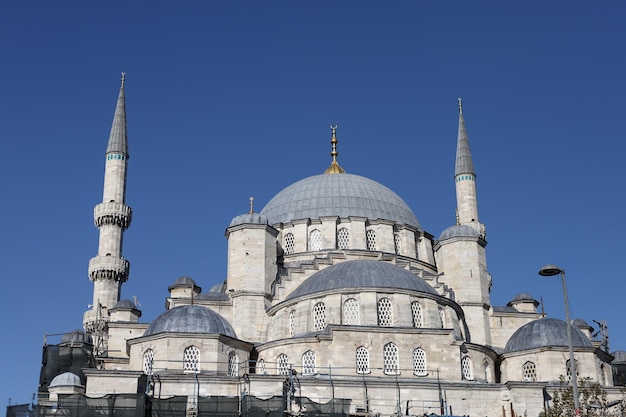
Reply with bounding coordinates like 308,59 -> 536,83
249,196 -> 254,214
324,124 -> 346,174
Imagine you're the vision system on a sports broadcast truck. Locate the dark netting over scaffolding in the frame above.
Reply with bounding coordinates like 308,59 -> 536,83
38,344 -> 95,395
31,394 -> 350,417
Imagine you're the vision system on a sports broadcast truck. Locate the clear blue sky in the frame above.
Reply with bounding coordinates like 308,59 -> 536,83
1,1 -> 625,405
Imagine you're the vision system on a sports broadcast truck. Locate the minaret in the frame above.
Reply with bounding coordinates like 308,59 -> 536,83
83,74 -> 132,342
455,98 -> 485,237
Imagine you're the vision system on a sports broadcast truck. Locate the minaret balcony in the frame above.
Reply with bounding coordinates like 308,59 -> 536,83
88,256 -> 130,282
94,202 -> 132,229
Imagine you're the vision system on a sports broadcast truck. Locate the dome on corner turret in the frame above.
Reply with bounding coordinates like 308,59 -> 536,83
229,212 -> 269,227
261,174 -> 419,228
438,224 -> 479,241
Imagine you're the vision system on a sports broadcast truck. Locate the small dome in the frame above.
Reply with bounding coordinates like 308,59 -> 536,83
438,225 -> 480,241
112,299 -> 137,309
229,212 -> 269,227
504,318 -> 592,353
611,350 -> 626,364
507,292 -> 539,307
144,305 -> 236,338
49,372 -> 83,388
261,174 -> 420,228
61,330 -> 92,345
286,260 -> 437,301
168,276 -> 201,292
572,318 -> 593,331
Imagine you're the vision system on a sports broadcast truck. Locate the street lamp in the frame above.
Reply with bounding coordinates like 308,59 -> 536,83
539,264 -> 580,415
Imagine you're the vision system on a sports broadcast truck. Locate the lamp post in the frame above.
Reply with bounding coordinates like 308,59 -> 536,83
539,264 -> 580,415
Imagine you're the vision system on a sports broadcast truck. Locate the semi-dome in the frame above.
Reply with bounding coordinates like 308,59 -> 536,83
504,318 -> 592,353
261,174 -> 420,228
286,260 -> 437,301
572,318 -> 593,331
438,224 -> 479,241
144,305 -> 236,338
49,372 -> 83,388
61,330 -> 92,345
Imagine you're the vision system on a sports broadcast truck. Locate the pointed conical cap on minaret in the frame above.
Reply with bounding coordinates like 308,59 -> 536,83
324,124 -> 346,174
106,72 -> 128,157
455,98 -> 474,176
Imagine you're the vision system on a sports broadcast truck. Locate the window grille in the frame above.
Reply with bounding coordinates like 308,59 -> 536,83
143,349 -> 154,375
411,302 -> 423,328
356,346 -> 370,374
344,298 -> 360,325
566,359 -> 579,382
461,356 -> 474,380
257,359 -> 266,375
313,302 -> 326,331
366,229 -> 377,251
228,352 -> 239,377
284,233 -> 295,255
289,310 -> 296,337
383,343 -> 399,375
438,307 -> 445,328
522,361 -> 536,382
302,351 -> 316,375
337,227 -> 350,249
378,298 -> 393,327
413,348 -> 427,376
394,233 -> 401,255
309,229 -> 322,251
277,354 -> 289,375
183,346 -> 200,373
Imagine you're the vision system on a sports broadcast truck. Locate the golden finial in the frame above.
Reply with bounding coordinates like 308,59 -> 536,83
324,124 -> 346,174
458,97 -> 463,114
249,196 -> 254,214
121,72 -> 126,87
455,209 -> 460,225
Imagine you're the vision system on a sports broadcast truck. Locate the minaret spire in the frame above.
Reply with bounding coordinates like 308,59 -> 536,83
324,124 -> 346,174
84,74 -> 133,353
454,98 -> 483,235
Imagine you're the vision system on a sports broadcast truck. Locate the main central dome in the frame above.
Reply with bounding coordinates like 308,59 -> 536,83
260,173 -> 420,228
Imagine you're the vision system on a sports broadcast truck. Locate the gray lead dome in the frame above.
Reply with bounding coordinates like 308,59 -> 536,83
145,305 -> 236,338
286,260 -> 437,300
504,318 -> 592,353
261,174 -> 420,228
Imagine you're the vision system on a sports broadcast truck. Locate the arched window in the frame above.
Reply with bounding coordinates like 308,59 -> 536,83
143,349 -> 154,375
337,227 -> 350,249
344,298 -> 360,325
566,359 -> 579,382
366,229 -> 377,251
313,302 -> 326,331
484,360 -> 491,383
383,342 -> 399,375
438,306 -> 446,328
378,298 -> 393,327
228,352 -> 239,377
277,354 -> 289,375
461,356 -> 474,380
289,310 -> 296,337
302,351 -> 316,375
183,346 -> 200,373
522,361 -> 536,382
257,359 -> 266,375
309,229 -> 322,251
413,348 -> 427,376
411,302 -> 423,328
356,347 -> 370,374
284,233 -> 295,255
394,233 -> 401,255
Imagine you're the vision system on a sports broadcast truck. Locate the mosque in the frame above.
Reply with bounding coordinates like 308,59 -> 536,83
33,76 -> 626,417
